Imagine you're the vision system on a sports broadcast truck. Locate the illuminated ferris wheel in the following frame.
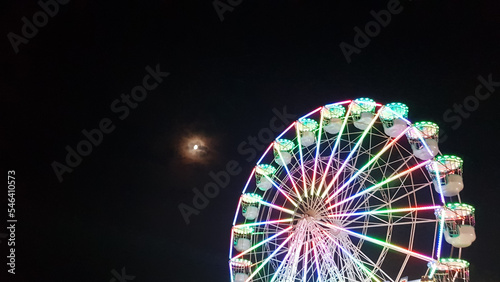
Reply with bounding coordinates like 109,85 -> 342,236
228,98 -> 476,282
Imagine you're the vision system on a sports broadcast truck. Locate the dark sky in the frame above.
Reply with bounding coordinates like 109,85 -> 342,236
2,0 -> 500,281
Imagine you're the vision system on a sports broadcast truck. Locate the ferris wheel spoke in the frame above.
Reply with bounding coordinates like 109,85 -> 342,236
275,150 -> 304,203
246,232 -> 295,281
316,103 -> 353,197
234,218 -> 295,229
326,159 -> 432,210
311,227 -> 345,280
319,221 -> 435,263
328,205 -> 440,218
310,109 -> 326,197
263,174 -> 299,207
342,237 -> 394,282
294,123 -> 311,200
339,181 -> 435,227
321,228 -> 382,282
321,109 -> 382,199
327,126 -> 411,202
257,198 -> 296,215
232,226 -> 293,260
343,218 -> 438,229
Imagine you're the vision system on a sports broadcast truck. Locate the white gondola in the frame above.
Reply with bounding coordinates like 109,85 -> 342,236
322,104 -> 346,134
426,155 -> 464,197
406,121 -> 440,160
436,203 -> 476,248
351,98 -> 377,130
379,102 -> 410,137
232,226 -> 253,252
274,139 -> 294,166
427,258 -> 470,282
230,258 -> 252,282
241,193 -> 262,221
297,118 -> 318,147
255,164 -> 277,191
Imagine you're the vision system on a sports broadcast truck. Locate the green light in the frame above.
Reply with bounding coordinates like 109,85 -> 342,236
297,118 -> 318,132
436,155 -> 463,170
274,139 -> 294,152
446,202 -> 475,213
322,104 -> 346,119
230,258 -> 252,268
380,102 -> 409,121
241,193 -> 263,204
439,258 -> 470,268
233,226 -> 254,235
352,98 -> 376,114
255,164 -> 277,176
407,121 -> 439,139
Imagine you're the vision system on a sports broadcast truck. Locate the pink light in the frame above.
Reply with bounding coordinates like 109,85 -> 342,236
298,106 -> 322,120
241,167 -> 256,194
256,142 -> 274,165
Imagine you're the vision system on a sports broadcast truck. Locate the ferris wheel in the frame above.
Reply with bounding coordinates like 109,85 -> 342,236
228,98 -> 476,282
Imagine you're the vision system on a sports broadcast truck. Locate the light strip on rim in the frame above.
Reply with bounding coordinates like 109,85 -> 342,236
241,167 -> 256,194
326,159 -> 432,209
276,121 -> 297,140
256,142 -> 275,165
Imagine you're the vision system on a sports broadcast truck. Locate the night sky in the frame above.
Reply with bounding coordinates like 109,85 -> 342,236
2,0 -> 500,281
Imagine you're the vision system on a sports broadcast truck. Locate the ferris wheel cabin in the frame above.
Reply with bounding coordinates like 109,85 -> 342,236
426,155 -> 464,197
436,203 -> 476,248
230,258 -> 253,282
322,104 -> 346,134
232,226 -> 253,252
379,102 -> 410,137
274,139 -> 294,166
406,121 -> 440,160
352,98 -> 377,130
241,193 -> 263,221
297,118 -> 318,147
427,258 -> 470,282
255,164 -> 277,191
